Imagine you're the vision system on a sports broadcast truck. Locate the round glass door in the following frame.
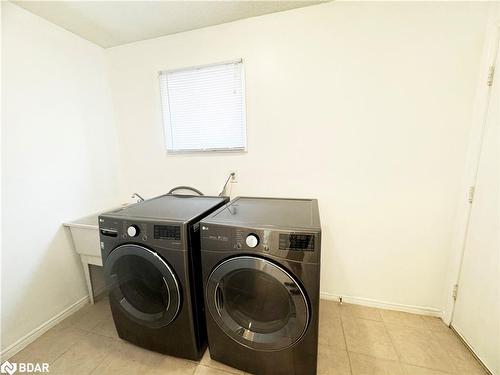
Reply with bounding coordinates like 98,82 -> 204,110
206,256 -> 309,351
104,244 -> 181,328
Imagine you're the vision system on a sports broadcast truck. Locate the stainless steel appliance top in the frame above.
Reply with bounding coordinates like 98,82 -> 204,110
103,194 -> 228,223
204,196 -> 320,230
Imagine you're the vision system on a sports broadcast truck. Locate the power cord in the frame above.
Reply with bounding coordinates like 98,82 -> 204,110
219,172 -> 235,196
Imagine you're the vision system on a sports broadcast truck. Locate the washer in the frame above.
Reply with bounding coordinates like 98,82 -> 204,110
200,197 -> 321,374
99,194 -> 228,360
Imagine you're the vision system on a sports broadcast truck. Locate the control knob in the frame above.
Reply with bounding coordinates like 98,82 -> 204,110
245,234 -> 259,248
127,225 -> 140,237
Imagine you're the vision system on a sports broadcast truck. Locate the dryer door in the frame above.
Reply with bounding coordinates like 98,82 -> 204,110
104,244 -> 181,328
206,256 -> 309,351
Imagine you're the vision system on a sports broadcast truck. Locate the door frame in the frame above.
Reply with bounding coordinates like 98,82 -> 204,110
442,7 -> 500,326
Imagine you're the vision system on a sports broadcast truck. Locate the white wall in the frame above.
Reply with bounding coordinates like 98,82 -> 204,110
107,2 -> 490,313
1,2 -> 121,353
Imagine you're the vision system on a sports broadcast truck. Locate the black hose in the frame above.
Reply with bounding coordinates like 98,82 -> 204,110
167,186 -> 204,196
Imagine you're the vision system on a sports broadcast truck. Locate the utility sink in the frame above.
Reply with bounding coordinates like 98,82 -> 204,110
64,213 -> 101,259
64,209 -> 118,303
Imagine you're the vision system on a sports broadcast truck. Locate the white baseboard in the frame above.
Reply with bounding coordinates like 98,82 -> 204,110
1,296 -> 89,361
320,292 -> 443,317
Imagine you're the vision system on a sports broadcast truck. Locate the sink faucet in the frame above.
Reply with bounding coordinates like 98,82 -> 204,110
131,193 -> 144,202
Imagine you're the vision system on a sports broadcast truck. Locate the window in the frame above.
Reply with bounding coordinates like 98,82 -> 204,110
159,60 -> 246,153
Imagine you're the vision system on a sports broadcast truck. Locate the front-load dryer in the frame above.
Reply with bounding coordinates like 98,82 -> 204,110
200,197 -> 321,374
99,194 -> 228,360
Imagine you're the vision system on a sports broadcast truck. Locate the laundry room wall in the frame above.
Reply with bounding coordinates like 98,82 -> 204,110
1,2 -> 121,355
106,2 -> 490,314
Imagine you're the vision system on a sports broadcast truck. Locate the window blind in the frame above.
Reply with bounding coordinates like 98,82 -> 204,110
159,60 -> 246,152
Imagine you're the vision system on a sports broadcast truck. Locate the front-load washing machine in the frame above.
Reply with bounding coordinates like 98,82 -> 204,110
200,197 -> 321,374
99,194 -> 228,360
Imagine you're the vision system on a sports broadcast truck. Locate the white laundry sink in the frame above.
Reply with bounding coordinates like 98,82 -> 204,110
64,213 -> 101,259
64,209 -> 121,303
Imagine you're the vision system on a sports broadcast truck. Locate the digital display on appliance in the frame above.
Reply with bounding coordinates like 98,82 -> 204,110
279,234 -> 314,251
154,225 -> 181,240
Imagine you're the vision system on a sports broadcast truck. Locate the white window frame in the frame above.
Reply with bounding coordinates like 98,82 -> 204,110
159,59 -> 247,154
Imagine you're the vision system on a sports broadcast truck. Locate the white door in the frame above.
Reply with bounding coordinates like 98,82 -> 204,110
451,44 -> 499,375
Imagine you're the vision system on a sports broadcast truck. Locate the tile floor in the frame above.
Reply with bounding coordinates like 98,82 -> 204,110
9,297 -> 487,375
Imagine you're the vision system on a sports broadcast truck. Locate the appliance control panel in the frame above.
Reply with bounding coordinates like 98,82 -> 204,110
201,224 -> 321,262
98,216 -> 184,253
153,225 -> 181,240
279,233 -> 315,251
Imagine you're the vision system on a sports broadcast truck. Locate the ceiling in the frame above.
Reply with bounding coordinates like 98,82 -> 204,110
13,1 -> 326,48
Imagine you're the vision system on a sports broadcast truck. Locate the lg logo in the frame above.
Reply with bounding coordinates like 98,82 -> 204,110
0,361 -> 17,375
0,361 -> 49,374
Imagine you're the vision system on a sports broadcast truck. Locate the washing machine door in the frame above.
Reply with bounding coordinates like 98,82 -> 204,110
206,256 -> 309,351
104,244 -> 181,328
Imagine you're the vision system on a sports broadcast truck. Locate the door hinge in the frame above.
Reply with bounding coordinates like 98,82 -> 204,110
468,186 -> 475,204
452,284 -> 459,301
487,65 -> 495,86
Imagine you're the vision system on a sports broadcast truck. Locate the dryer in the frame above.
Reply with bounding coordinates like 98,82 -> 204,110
99,194 -> 228,360
200,197 -> 321,374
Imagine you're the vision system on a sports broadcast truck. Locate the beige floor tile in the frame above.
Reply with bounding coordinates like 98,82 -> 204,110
385,324 -> 455,372
402,364 -> 452,375
319,299 -> 341,318
319,315 -> 346,350
54,298 -> 112,332
380,310 -> 428,330
340,303 -> 383,321
95,298 -> 113,318
73,300 -> 113,332
317,345 -> 350,375
52,313 -> 79,331
91,340 -> 164,375
90,315 -> 119,340
431,331 -> 487,375
349,352 -> 404,375
144,356 -> 198,375
194,365 -> 238,375
11,326 -> 88,364
421,316 -> 451,333
200,349 -> 244,375
430,330 -> 475,362
49,332 -> 116,375
342,317 -> 398,360
453,360 -> 488,375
